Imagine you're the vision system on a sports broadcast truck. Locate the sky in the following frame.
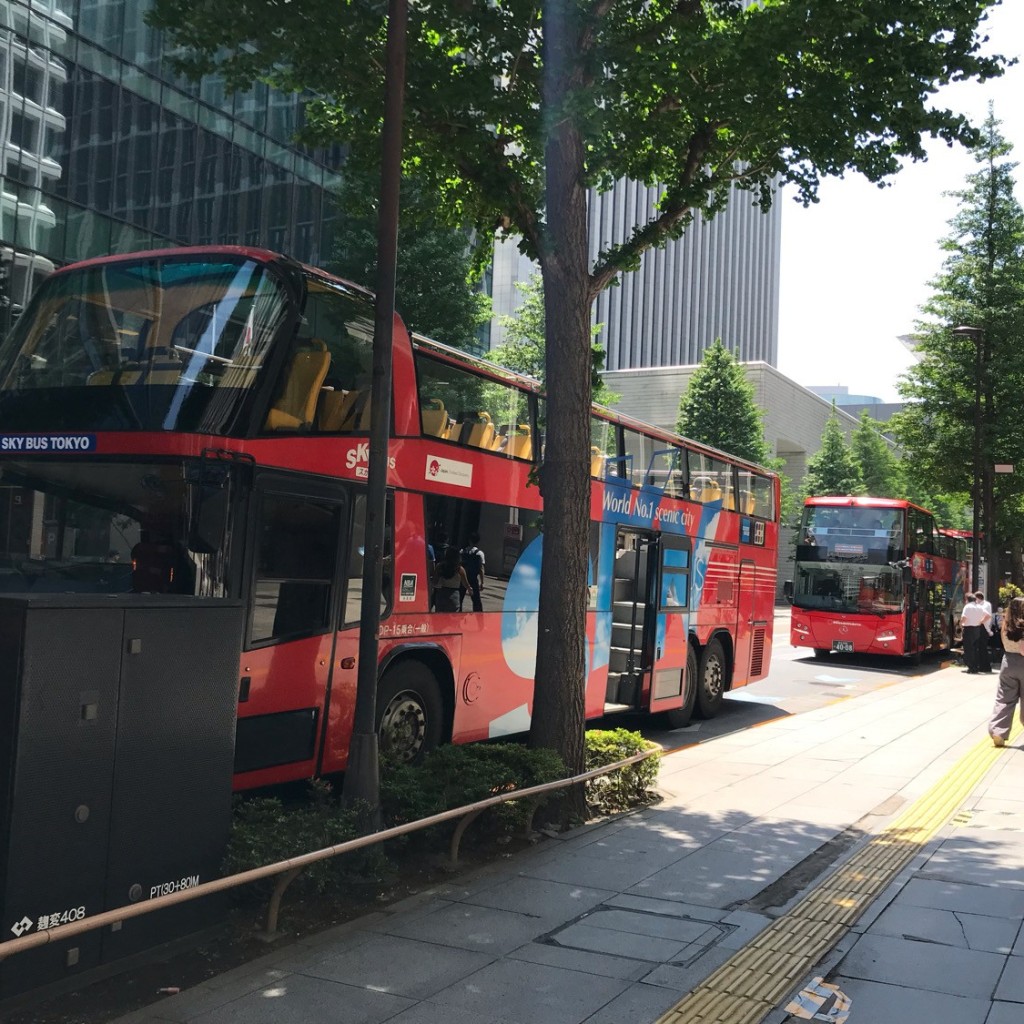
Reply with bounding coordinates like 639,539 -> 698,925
776,1 -> 1024,403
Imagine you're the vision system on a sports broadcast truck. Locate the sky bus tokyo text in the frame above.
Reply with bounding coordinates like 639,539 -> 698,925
790,495 -> 968,660
0,246 -> 780,789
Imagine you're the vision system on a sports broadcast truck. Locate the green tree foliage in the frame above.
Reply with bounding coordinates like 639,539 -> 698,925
152,0 -> 1007,785
330,166 -> 491,350
676,339 -> 772,465
892,106 -> 1024,588
850,410 -> 903,497
803,409 -> 863,497
490,275 -> 619,406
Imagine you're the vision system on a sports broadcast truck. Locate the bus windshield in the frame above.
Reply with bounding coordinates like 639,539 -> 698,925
793,505 -> 905,614
0,256 -> 289,434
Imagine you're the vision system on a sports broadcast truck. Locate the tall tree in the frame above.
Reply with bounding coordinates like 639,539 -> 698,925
676,339 -> 772,465
331,167 -> 491,350
892,106 -> 1024,592
850,410 -> 902,498
803,409 -> 863,497
152,0 -> 1006,788
491,275 -> 619,407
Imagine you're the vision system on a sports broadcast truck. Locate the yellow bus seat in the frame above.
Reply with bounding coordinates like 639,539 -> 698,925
506,425 -> 532,459
721,488 -> 736,511
421,398 -> 450,438
700,483 -> 722,503
590,447 -> 607,477
319,388 -> 370,431
742,489 -> 756,515
265,339 -> 330,431
462,411 -> 496,450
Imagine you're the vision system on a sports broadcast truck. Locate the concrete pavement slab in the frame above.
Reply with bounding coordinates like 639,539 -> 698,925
866,903 -> 1020,954
837,933 -> 1006,999
455,875 -> 614,922
891,878 -> 1024,919
834,976 -> 990,1024
294,933 -> 495,999
188,973 -> 414,1024
1013,921 -> 1024,957
993,959 -> 1024,1002
917,833 -> 1024,889
505,938 -> 652,981
369,899 -> 559,955
577,981 -> 682,1022
386,1003 -> 512,1024
426,958 -> 628,1023
987,1002 -> 1024,1024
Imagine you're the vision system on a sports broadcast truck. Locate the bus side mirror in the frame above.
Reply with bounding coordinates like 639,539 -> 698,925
902,565 -> 913,586
783,580 -> 793,603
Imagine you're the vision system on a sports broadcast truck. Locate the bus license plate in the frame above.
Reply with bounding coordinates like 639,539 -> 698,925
832,640 -> 854,653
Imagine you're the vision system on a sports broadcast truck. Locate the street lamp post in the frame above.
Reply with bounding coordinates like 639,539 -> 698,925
953,325 -> 985,594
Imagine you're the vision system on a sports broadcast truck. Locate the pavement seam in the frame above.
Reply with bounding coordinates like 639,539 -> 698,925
652,722 -> 1022,1024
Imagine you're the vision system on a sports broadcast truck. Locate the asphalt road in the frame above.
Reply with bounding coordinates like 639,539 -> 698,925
627,607 -> 961,752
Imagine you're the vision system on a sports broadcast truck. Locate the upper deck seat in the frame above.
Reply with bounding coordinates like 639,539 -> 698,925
505,425 -> 532,459
265,339 -> 330,431
459,411 -> 497,450
590,447 -> 606,477
421,398 -> 451,439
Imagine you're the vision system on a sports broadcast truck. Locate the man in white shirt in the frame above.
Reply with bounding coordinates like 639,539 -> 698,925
961,594 -> 992,674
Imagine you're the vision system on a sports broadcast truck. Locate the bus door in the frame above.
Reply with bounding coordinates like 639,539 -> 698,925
648,533 -> 692,715
905,577 -> 928,653
233,474 -> 349,784
733,560 -> 759,684
608,528 -> 656,709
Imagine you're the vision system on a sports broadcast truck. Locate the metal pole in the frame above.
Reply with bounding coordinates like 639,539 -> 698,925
343,0 -> 407,820
954,326 -> 985,593
972,336 -> 982,594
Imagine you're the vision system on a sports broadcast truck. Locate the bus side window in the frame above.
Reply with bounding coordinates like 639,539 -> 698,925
250,493 -> 341,644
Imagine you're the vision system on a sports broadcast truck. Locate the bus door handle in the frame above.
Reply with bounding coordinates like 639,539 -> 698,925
339,656 -> 356,669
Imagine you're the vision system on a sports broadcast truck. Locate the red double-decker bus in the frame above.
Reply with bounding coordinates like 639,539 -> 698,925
0,247 -> 779,789
790,496 -> 968,659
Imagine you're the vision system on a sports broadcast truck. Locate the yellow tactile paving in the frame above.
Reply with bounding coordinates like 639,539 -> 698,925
654,722 -> 1021,1024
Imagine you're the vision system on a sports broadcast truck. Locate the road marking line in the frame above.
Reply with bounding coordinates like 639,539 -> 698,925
654,722 -> 1021,1024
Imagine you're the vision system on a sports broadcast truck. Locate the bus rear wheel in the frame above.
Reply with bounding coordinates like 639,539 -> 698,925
663,645 -> 699,729
376,662 -> 443,765
695,638 -> 727,719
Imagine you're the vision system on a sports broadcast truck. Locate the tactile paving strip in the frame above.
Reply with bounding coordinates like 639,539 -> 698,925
655,724 -> 1021,1024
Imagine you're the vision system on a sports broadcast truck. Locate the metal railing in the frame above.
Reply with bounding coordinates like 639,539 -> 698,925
0,745 -> 659,960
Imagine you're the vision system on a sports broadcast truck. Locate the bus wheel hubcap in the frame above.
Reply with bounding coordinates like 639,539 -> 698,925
380,694 -> 426,762
705,659 -> 722,698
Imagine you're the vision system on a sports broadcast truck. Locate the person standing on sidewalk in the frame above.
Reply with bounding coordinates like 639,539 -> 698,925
990,595 -> 1024,747
977,590 -> 994,671
960,593 -> 991,674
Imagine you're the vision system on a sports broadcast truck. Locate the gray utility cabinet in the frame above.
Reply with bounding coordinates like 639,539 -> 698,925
0,595 -> 242,999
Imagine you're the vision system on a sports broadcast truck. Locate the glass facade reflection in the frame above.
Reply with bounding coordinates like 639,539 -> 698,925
0,0 -> 341,332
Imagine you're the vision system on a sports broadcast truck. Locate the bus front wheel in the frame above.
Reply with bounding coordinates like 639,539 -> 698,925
695,638 -> 727,719
376,662 -> 444,765
664,645 -> 699,729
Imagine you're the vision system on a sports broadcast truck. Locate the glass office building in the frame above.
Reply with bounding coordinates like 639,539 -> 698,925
0,0 -> 342,327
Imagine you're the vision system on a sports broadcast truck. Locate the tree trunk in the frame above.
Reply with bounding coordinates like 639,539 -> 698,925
530,0 -> 590,824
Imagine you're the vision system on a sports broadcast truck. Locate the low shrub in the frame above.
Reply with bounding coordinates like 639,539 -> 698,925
999,582 -> 1023,606
584,728 -> 660,814
381,742 -> 566,840
223,780 -> 374,894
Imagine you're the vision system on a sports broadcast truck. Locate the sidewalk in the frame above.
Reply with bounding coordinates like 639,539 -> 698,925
116,666 -> 1022,1024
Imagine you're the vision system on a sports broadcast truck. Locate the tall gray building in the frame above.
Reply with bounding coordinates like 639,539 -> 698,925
489,180 -> 782,370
